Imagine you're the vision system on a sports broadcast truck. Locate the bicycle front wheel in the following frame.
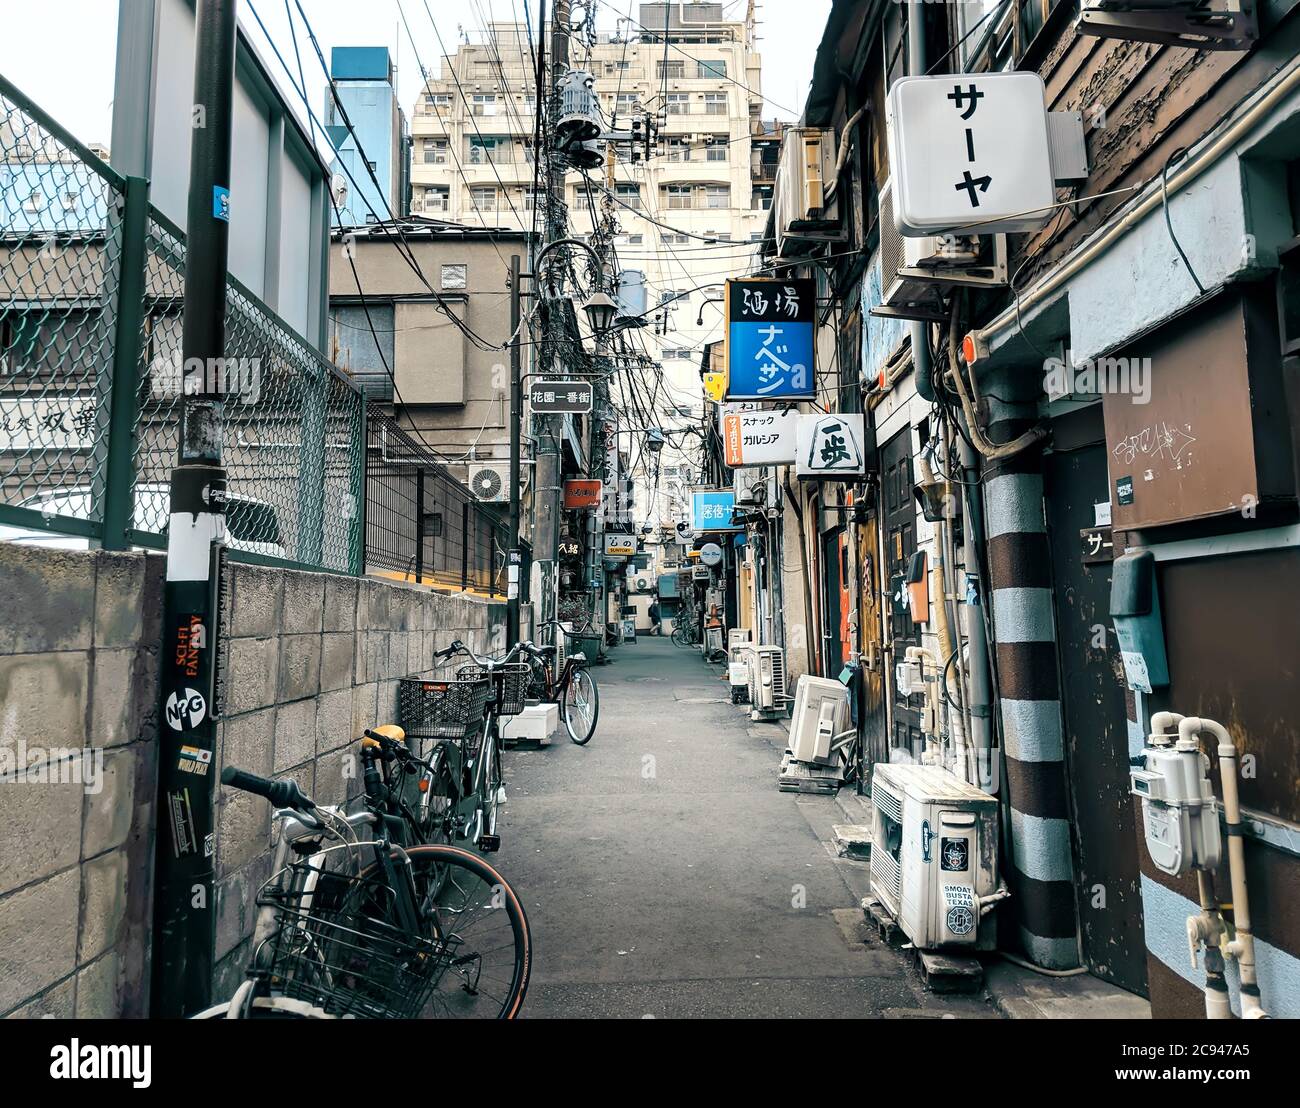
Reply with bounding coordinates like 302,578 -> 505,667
563,667 -> 599,745
362,845 -> 530,1019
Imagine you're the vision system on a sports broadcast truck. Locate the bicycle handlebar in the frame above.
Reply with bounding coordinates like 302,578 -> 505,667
220,765 -> 314,812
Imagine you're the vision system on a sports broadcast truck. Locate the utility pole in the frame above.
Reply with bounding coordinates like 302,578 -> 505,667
507,253 -> 522,646
151,0 -> 237,1017
532,0 -> 570,639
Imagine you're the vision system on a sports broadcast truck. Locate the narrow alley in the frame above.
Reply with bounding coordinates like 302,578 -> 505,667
501,640 -> 992,1019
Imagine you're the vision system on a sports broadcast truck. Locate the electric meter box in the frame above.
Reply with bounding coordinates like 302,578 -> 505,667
1109,549 -> 1169,694
1131,744 -> 1221,877
787,675 -> 849,765
870,764 -> 999,951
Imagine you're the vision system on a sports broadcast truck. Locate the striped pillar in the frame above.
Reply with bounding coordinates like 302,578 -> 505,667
983,396 -> 1080,970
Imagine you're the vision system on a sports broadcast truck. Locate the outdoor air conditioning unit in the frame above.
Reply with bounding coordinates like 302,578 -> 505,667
467,464 -> 510,503
873,178 -> 1009,323
869,764 -> 1001,952
747,645 -> 788,720
787,675 -> 851,766
633,574 -> 653,592
1076,0 -> 1257,49
774,126 -> 843,255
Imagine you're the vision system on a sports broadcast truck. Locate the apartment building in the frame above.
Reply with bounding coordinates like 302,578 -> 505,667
409,2 -> 771,528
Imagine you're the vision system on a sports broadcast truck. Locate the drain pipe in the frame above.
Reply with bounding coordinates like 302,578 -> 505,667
1149,712 -> 1230,1018
1177,716 -> 1269,1018
957,436 -> 995,791
906,0 -> 934,402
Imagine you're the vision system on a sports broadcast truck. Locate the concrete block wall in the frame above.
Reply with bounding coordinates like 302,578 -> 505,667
0,545 -> 162,1018
211,564 -> 506,998
0,541 -> 506,1016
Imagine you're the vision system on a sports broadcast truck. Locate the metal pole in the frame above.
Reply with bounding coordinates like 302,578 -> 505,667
461,499 -> 470,590
151,0 -> 237,1017
414,467 -> 425,583
507,253 -> 522,644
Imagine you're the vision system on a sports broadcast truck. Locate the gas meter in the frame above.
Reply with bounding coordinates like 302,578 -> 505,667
1131,731 -> 1221,877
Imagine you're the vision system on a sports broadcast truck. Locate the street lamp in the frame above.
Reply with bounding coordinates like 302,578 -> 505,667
645,428 -> 666,453
583,291 -> 618,337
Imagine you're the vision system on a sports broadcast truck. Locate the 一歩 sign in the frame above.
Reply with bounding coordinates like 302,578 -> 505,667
886,72 -> 1055,236
691,489 -> 740,532
795,413 -> 867,480
720,402 -> 798,468
724,278 -> 815,401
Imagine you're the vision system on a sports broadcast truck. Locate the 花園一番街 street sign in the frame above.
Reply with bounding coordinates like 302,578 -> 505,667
724,278 -> 815,402
529,379 -> 594,414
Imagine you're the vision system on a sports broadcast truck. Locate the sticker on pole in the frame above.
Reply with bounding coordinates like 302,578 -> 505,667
212,185 -> 230,223
165,688 -> 208,732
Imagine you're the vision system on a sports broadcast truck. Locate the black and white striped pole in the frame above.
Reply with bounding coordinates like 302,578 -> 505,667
150,0 -> 238,1017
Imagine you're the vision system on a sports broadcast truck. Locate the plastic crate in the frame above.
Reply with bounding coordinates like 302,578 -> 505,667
457,663 -> 531,717
398,675 -> 491,743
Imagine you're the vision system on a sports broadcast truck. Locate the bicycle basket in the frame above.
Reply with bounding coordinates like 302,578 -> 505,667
398,675 -> 491,742
457,663 -> 531,717
257,866 -> 447,1019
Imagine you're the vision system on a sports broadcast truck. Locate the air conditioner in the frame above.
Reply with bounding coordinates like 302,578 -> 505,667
873,177 -> 1009,323
788,675 -> 851,766
467,464 -> 510,503
633,574 -> 653,592
747,645 -> 788,717
774,126 -> 843,255
1076,0 -> 1257,49
869,764 -> 1001,951
727,628 -> 752,661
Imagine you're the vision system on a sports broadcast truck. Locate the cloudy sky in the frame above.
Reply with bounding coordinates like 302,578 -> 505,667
0,0 -> 829,153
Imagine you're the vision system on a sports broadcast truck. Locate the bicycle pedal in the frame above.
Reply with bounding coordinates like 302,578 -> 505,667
478,833 -> 501,853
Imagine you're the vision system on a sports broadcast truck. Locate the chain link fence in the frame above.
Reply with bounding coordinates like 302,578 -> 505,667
366,415 -> 507,598
1,73 -> 366,572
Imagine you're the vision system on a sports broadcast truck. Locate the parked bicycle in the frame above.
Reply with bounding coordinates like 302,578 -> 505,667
397,649 -> 528,853
446,619 -> 600,746
196,745 -> 531,1019
672,617 -> 701,649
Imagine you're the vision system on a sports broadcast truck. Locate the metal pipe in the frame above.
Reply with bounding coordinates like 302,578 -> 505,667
906,0 -> 934,403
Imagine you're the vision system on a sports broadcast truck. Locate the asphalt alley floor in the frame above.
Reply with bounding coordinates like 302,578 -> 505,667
497,636 -> 1000,1019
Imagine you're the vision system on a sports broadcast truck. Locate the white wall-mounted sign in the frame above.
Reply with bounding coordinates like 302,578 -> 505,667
720,402 -> 798,468
795,413 -> 867,480
604,531 -> 636,556
886,72 -> 1055,236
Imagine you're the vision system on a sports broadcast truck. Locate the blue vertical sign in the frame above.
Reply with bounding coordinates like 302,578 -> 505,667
725,277 -> 816,401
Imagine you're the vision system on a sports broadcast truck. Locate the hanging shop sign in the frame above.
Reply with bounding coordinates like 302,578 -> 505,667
699,542 -> 723,567
558,537 -> 583,558
795,413 -> 867,480
604,531 -> 636,556
886,72 -> 1055,236
563,479 -> 602,509
529,379 -> 594,413
691,489 -> 741,532
724,278 -> 815,401
720,402 -> 798,468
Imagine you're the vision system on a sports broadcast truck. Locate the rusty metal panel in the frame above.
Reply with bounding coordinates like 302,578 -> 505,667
1103,293 -> 1257,529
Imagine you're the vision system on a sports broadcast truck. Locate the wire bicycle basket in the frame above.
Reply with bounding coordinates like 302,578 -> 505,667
457,662 -> 531,717
255,863 -> 448,1019
398,675 -> 492,745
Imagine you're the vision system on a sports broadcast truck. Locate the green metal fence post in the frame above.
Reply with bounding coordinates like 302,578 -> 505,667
351,392 -> 368,576
100,174 -> 150,550
296,362 -> 327,565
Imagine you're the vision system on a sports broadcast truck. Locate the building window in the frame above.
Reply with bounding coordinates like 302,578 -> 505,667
468,136 -> 510,164
422,139 -> 447,164
697,60 -> 727,79
661,232 -> 687,245
627,233 -> 643,245
471,93 -> 497,116
426,186 -> 449,211
441,264 -> 467,289
615,92 -> 640,116
706,136 -> 727,161
665,184 -> 693,210
423,93 -> 452,112
666,93 -> 690,115
657,61 -> 685,80
470,186 -> 496,211
616,183 -> 641,209
702,92 -> 727,113
704,184 -> 729,209
665,137 -> 691,162
520,187 -> 540,210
